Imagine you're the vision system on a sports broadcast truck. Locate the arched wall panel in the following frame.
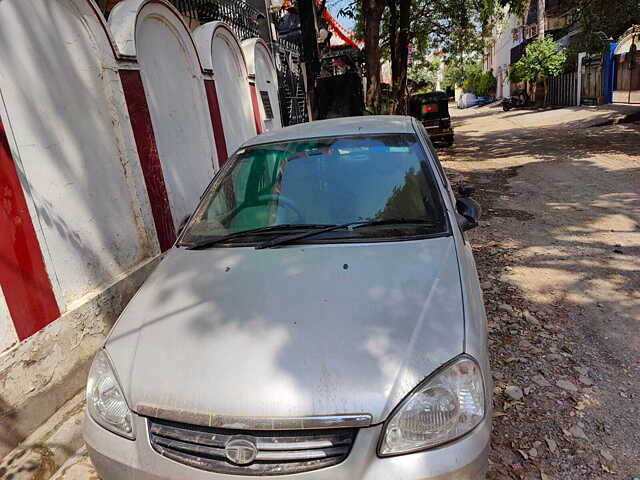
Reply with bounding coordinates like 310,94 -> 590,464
242,38 -> 282,132
134,2 -> 218,229
0,0 -> 154,313
195,23 -> 256,156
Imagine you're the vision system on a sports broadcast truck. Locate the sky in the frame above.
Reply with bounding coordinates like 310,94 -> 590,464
326,0 -> 356,31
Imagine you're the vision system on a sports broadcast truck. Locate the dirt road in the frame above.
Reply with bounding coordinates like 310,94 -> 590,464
442,105 -> 640,479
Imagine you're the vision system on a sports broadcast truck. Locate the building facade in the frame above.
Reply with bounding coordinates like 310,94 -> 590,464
483,0 -> 581,99
484,9 -> 522,98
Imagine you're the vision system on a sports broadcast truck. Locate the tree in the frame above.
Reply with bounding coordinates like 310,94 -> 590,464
387,0 -> 411,114
476,70 -> 497,97
508,60 -> 526,83
443,56 -> 482,91
442,57 -> 472,89
338,1 -> 386,112
407,58 -> 440,94
513,37 -> 566,104
338,0 -> 529,111
557,0 -> 640,55
462,62 -> 483,93
361,0 -> 387,112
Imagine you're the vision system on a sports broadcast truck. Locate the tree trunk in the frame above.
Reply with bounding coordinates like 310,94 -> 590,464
387,0 -> 398,112
388,0 -> 410,115
362,0 -> 386,113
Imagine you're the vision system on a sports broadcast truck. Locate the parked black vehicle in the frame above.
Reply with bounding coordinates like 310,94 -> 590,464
409,91 -> 454,147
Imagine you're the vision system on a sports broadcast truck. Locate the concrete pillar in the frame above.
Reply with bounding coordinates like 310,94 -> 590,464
577,52 -> 586,106
604,43 -> 619,104
538,0 -> 545,38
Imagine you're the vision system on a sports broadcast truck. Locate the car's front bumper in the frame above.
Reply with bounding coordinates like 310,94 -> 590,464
85,410 -> 490,480
425,128 -> 454,138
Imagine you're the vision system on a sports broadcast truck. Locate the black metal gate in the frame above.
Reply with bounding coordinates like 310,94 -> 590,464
276,40 -> 309,126
548,72 -> 577,106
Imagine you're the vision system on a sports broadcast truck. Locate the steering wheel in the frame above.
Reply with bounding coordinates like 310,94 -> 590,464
256,194 -> 304,223
222,194 -> 304,225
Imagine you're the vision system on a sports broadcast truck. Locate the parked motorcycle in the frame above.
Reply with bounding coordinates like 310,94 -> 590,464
502,96 -> 520,111
502,91 -> 530,111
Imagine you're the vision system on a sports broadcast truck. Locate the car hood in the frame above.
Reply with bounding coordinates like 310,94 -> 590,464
106,237 -> 464,425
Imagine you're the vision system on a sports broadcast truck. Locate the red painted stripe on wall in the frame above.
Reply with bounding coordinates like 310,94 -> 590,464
204,79 -> 229,166
0,117 -> 60,340
249,83 -> 264,135
119,70 -> 176,252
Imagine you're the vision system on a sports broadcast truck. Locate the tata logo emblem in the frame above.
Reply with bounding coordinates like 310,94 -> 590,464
225,437 -> 258,465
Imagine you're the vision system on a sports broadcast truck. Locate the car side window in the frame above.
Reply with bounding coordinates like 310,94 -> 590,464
414,122 -> 470,240
416,123 -> 455,202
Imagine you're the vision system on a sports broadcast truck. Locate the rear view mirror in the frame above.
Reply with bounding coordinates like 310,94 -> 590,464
458,183 -> 475,197
456,197 -> 481,231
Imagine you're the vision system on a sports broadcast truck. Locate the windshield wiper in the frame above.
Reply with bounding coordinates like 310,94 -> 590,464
181,224 -> 333,250
255,218 -> 435,250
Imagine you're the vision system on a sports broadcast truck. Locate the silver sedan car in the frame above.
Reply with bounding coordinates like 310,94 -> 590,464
84,116 -> 491,480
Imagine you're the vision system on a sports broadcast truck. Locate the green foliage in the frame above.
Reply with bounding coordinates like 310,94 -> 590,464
508,60 -> 526,83
336,2 -> 364,40
512,37 -> 566,82
496,0 -> 528,17
339,0 -> 524,66
555,0 -> 640,55
463,70 -> 482,93
335,0 -> 533,108
408,58 -> 441,93
442,62 -> 464,88
460,67 -> 496,96
476,70 -> 497,96
442,56 -> 482,90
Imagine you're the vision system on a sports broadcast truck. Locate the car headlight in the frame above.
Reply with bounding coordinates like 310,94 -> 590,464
379,356 -> 485,456
86,349 -> 135,439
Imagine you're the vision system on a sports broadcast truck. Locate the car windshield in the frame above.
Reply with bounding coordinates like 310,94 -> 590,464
180,134 -> 447,246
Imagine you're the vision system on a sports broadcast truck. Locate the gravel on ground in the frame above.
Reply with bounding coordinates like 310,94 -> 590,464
441,104 -> 640,480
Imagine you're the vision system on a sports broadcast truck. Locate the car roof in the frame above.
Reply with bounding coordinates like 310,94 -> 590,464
241,115 -> 416,147
410,91 -> 448,99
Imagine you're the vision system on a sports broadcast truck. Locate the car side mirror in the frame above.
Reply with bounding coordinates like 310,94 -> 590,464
177,214 -> 191,235
456,197 -> 481,231
458,183 -> 475,197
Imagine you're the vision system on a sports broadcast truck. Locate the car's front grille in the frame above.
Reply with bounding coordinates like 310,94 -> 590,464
147,417 -> 358,475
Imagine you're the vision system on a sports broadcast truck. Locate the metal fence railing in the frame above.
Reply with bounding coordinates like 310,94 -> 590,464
167,0 -> 261,40
548,71 -> 577,106
99,0 -> 262,41
99,0 -> 309,126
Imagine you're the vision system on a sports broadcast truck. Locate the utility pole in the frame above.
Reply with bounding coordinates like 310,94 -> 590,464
538,0 -> 545,38
297,0 -> 321,120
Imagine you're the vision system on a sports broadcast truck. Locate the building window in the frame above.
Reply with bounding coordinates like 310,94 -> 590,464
524,24 -> 538,39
